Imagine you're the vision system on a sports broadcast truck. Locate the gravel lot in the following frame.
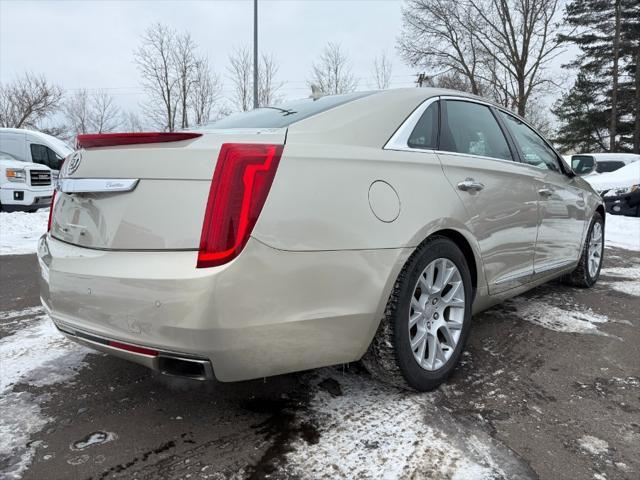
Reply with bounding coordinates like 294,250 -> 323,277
1,213 -> 639,480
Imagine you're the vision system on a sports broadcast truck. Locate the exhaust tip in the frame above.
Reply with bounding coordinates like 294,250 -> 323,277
158,356 -> 211,381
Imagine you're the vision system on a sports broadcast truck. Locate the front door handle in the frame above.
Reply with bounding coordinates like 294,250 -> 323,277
538,188 -> 553,198
457,178 -> 485,192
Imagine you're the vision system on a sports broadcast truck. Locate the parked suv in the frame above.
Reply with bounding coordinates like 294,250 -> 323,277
39,89 -> 604,391
0,151 -> 54,212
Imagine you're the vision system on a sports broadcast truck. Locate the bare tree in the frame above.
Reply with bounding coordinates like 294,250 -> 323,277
0,73 -> 63,128
227,47 -> 282,110
123,111 -> 145,132
191,59 -> 222,125
173,32 -> 198,128
134,23 -> 179,131
399,0 -> 565,115
227,47 -> 253,111
372,52 -> 393,89
309,42 -> 358,95
63,89 -> 121,138
399,0 -> 484,95
466,0 -> 565,116
90,90 -> 121,133
258,53 -> 283,106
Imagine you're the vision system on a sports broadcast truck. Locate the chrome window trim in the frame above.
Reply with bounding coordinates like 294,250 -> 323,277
384,96 -> 440,153
58,178 -> 139,194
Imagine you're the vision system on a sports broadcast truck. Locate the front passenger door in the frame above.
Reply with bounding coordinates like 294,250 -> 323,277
437,100 -> 539,294
498,112 -> 587,275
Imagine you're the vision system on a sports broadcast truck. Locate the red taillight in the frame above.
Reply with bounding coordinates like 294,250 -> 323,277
108,340 -> 158,356
197,143 -> 283,268
76,132 -> 202,149
47,189 -> 57,232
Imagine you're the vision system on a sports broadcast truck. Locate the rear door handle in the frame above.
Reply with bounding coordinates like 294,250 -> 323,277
457,178 -> 485,192
538,188 -> 553,198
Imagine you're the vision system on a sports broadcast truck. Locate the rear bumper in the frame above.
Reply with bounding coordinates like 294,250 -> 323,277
38,235 -> 408,382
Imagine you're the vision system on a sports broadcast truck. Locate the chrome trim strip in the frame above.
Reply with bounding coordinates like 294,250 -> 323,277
534,258 -> 576,275
494,269 -> 534,285
58,178 -> 139,194
383,96 -> 440,152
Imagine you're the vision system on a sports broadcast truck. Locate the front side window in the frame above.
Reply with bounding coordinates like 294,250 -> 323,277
499,112 -> 560,172
408,101 -> 439,149
440,101 -> 512,161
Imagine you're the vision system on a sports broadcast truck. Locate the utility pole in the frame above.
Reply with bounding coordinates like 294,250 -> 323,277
253,0 -> 259,109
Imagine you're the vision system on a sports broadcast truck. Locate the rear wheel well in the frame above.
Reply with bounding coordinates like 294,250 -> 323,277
596,205 -> 605,223
421,229 -> 478,298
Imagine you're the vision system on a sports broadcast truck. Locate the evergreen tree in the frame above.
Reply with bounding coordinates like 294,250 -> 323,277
555,0 -> 639,153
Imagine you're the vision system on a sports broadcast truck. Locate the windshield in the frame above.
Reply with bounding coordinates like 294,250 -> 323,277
198,92 -> 373,129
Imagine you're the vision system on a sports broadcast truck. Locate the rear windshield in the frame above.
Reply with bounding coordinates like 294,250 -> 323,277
200,92 -> 372,129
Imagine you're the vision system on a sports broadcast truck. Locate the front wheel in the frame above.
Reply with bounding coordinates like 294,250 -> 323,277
563,212 -> 604,288
362,236 -> 473,391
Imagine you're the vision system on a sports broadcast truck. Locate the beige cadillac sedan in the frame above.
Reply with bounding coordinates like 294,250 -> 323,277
38,89 -> 605,391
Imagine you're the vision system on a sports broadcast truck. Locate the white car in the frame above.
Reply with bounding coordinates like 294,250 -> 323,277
0,151 -> 54,212
38,89 -> 604,391
585,161 -> 640,217
0,127 -> 72,180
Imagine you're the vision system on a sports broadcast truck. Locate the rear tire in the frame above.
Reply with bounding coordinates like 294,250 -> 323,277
562,212 -> 604,288
362,236 -> 473,391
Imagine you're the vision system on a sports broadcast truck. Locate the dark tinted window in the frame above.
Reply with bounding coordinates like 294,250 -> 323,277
572,155 -> 596,174
440,101 -> 512,161
30,144 -> 64,170
596,161 -> 625,173
201,92 -> 372,129
499,112 -> 560,172
408,101 -> 439,149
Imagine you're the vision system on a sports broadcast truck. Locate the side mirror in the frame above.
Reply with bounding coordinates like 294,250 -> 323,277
571,156 -> 596,176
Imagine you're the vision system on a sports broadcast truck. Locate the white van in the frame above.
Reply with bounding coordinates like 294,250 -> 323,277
0,129 -> 71,212
0,128 -> 72,178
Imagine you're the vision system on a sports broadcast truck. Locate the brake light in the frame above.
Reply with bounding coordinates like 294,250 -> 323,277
47,189 -> 57,232
76,132 -> 202,149
197,143 -> 283,268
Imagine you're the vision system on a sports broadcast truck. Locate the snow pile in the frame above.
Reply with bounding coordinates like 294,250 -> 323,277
283,370 -> 532,479
0,209 -> 48,255
605,214 -> 640,251
507,297 -> 609,335
577,435 -> 609,456
600,266 -> 640,296
0,308 -> 90,478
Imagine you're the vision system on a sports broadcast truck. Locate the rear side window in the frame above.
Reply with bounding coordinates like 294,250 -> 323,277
408,101 -> 439,149
596,161 -> 625,173
499,112 -> 560,172
201,92 -> 372,129
440,101 -> 512,161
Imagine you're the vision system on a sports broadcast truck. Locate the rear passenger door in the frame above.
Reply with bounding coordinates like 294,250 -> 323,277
498,112 -> 587,275
437,99 -> 539,293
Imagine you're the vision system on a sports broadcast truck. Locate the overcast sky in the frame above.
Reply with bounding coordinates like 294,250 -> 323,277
0,0 -> 423,113
1,0 -> 576,119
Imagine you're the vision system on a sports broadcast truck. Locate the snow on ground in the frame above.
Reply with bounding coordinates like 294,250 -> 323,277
577,435 -> 610,456
600,265 -> 640,297
0,210 -> 48,255
282,370 -> 532,479
506,296 -> 611,335
605,214 -> 640,251
0,308 -> 90,479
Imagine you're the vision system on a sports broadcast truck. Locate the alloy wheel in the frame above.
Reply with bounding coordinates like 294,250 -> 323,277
408,258 -> 466,371
588,221 -> 603,278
